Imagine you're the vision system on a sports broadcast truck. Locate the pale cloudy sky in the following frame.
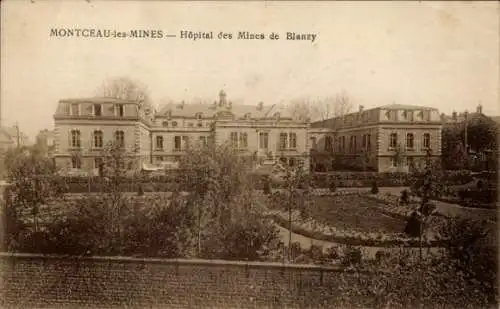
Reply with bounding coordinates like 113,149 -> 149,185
1,1 -> 499,138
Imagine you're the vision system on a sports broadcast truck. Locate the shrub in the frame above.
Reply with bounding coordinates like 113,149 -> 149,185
263,176 -> 272,195
370,180 -> 379,194
404,211 -> 422,237
329,178 -> 337,192
341,246 -> 362,266
400,189 -> 410,205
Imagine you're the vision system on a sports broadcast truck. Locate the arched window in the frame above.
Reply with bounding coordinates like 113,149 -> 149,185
406,133 -> 414,149
93,130 -> 103,149
114,130 -> 125,147
71,130 -> 81,148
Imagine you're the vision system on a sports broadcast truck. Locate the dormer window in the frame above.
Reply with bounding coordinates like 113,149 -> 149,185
172,121 -> 178,127
93,104 -> 102,116
162,121 -> 169,127
70,103 -> 79,116
115,104 -> 124,117
244,113 -> 252,120
196,112 -> 203,120
166,109 -> 173,120
402,110 -> 408,120
417,110 -> 424,120
273,112 -> 280,120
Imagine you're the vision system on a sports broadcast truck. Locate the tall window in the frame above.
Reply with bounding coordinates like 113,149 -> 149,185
389,133 -> 397,149
199,136 -> 208,147
289,133 -> 297,149
71,156 -> 81,169
362,134 -> 371,150
325,136 -> 333,151
339,136 -> 345,152
114,130 -> 125,147
310,137 -> 317,149
156,136 -> 164,150
230,132 -> 238,147
182,136 -> 189,148
259,132 -> 269,149
94,157 -> 103,170
174,136 -> 182,150
239,132 -> 248,149
70,104 -> 79,116
423,133 -> 431,149
406,133 -> 414,149
94,104 -> 102,116
115,104 -> 124,117
279,133 -> 288,150
93,130 -> 103,149
350,136 -> 357,152
71,130 -> 81,148
367,134 -> 371,150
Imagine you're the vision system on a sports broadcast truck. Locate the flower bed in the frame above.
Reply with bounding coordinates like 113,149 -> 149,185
265,192 -> 441,247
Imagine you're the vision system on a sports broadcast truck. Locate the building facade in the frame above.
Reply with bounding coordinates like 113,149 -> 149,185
53,91 -> 310,175
311,104 -> 443,172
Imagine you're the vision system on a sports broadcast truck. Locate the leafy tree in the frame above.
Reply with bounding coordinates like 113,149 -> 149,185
95,76 -> 153,112
179,142 -> 279,260
3,146 -> 65,236
285,90 -> 353,122
370,180 -> 379,194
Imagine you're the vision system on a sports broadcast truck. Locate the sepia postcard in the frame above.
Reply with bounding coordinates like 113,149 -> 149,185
0,1 -> 498,309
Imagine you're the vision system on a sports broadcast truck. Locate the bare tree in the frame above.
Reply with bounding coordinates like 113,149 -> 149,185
286,90 -> 353,122
95,76 -> 154,114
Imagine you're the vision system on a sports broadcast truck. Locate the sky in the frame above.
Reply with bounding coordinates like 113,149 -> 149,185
1,1 -> 499,139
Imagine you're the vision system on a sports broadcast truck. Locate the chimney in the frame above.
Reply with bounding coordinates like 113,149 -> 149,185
359,105 -> 364,113
476,104 -> 483,114
257,102 -> 264,111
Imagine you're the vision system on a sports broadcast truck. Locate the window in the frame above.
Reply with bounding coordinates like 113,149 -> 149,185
197,122 -> 203,127
94,157 -> 103,169
362,134 -> 371,150
259,132 -> 269,149
199,136 -> 208,146
350,136 -> 357,152
93,130 -> 103,149
367,134 -> 371,150
114,130 -> 125,147
239,132 -> 248,149
310,137 -> 317,149
289,133 -> 297,149
407,157 -> 414,168
172,121 -> 178,127
390,157 -> 397,168
70,130 -> 81,148
406,133 -> 414,149
156,156 -> 164,162
196,113 -> 202,120
94,104 -> 102,116
340,136 -> 345,152
182,136 -> 189,148
389,133 -> 397,149
289,157 -> 296,167
71,156 -> 81,169
230,132 -> 238,147
325,136 -> 333,151
115,104 -> 124,117
162,121 -> 169,127
279,133 -> 288,150
423,133 -> 431,149
70,104 -> 79,116
174,136 -> 182,150
156,136 -> 164,150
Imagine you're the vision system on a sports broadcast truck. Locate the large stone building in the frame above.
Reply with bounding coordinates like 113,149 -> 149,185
53,91 -> 310,175
311,104 -> 443,172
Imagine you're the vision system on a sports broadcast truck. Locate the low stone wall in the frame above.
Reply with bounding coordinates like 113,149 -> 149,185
0,253 -> 369,309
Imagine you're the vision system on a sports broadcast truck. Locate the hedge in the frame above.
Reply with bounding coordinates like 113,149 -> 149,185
43,170 -> 476,193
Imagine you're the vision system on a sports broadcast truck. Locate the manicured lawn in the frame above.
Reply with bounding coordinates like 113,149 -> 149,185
306,195 -> 407,234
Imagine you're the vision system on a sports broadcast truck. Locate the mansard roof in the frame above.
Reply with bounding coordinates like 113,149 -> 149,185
59,97 -> 141,104
156,102 -> 293,119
